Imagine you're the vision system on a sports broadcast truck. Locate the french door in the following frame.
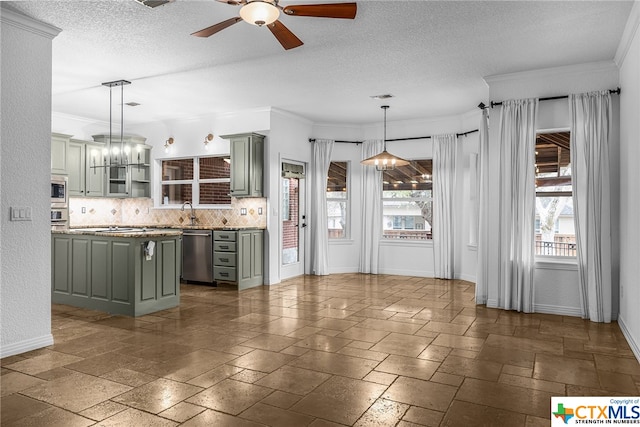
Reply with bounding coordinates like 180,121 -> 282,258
280,160 -> 306,280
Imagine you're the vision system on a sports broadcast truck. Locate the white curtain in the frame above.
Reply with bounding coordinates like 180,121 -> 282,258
359,139 -> 384,274
310,139 -> 334,275
475,109 -> 490,304
569,91 -> 613,323
497,98 -> 538,312
433,133 -> 457,279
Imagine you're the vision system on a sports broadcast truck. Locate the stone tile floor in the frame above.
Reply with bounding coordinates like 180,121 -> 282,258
1,274 -> 639,426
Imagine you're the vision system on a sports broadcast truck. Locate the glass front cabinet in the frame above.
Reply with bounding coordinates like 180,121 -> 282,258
91,135 -> 151,198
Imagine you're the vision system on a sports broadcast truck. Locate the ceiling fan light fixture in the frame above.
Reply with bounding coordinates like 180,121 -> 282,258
240,1 -> 280,26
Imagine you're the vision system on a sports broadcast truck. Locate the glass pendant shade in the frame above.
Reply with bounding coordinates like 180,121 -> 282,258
361,150 -> 409,171
240,1 -> 280,26
361,105 -> 409,171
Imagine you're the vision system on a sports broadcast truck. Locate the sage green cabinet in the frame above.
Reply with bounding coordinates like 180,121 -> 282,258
91,134 -> 151,198
52,233 -> 181,316
213,229 -> 263,290
68,140 -> 105,197
51,133 -> 71,175
222,133 -> 264,198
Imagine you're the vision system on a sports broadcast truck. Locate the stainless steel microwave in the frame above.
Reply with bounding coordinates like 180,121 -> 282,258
51,175 -> 68,207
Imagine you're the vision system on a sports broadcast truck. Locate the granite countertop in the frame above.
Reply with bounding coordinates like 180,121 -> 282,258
53,227 -> 183,238
57,225 -> 266,236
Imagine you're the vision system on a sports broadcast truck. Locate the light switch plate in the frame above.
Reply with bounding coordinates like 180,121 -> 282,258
10,206 -> 32,221
258,207 -> 263,215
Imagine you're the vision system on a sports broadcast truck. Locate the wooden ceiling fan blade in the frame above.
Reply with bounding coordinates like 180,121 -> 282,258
191,17 -> 242,37
267,20 -> 303,50
283,3 -> 357,19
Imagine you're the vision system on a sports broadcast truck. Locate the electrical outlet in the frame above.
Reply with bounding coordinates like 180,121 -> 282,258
240,208 -> 247,215
258,207 -> 263,215
81,207 -> 86,214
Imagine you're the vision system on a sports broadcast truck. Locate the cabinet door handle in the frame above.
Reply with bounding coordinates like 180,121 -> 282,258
220,272 -> 229,277
220,258 -> 229,262
219,245 -> 229,249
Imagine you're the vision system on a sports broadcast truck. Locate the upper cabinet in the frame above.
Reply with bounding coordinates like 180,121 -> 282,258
68,139 -> 105,197
223,133 -> 264,198
51,133 -> 72,175
92,135 -> 151,198
52,133 -> 151,199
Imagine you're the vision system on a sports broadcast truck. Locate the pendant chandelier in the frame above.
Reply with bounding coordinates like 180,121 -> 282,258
361,105 -> 409,171
91,79 -> 144,169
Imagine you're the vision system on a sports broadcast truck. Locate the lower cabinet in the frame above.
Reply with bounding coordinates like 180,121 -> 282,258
52,233 -> 181,316
213,229 -> 263,290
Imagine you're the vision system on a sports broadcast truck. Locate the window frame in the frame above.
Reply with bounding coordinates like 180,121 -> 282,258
158,154 -> 231,208
381,158 -> 433,241
327,161 -> 350,240
534,129 -> 576,259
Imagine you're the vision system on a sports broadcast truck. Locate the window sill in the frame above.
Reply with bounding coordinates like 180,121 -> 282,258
329,239 -> 355,245
153,204 -> 232,210
535,256 -> 578,271
380,239 -> 433,248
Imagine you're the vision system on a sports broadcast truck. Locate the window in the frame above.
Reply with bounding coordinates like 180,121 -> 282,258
160,155 -> 230,206
382,159 -> 432,240
327,161 -> 348,239
535,131 -> 575,257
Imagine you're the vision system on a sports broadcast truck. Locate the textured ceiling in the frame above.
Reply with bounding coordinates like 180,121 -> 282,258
4,0 -> 633,125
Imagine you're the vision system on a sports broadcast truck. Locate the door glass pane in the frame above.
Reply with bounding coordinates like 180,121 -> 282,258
282,177 -> 299,265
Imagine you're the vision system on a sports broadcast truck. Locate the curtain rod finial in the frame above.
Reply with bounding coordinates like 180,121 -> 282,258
477,102 -> 486,110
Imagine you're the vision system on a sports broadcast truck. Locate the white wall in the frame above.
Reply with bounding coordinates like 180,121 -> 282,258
616,0 -> 640,361
483,61 -> 620,316
0,8 -> 61,357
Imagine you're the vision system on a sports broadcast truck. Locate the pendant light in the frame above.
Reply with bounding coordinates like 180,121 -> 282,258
361,105 -> 409,171
90,79 -> 145,171
102,79 -> 131,166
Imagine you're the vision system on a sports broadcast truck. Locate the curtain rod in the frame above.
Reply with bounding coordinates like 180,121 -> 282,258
308,128 -> 479,144
479,87 -> 621,109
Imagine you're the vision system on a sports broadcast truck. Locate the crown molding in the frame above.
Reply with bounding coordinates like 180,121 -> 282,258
615,0 -> 640,67
484,61 -> 618,85
0,5 -> 61,39
270,107 -> 313,126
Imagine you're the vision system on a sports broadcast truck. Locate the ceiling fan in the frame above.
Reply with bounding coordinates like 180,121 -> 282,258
191,0 -> 357,50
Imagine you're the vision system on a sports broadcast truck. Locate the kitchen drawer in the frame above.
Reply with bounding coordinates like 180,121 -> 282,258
214,252 -> 236,267
214,241 -> 236,252
214,267 -> 236,282
214,231 -> 236,242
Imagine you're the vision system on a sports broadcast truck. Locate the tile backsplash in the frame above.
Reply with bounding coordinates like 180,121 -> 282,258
69,197 -> 267,228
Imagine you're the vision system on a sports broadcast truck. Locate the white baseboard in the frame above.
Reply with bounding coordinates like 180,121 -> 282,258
487,299 -> 499,308
533,303 -> 582,317
377,268 -> 434,278
618,315 -> 640,364
456,273 -> 476,283
1,334 -> 54,358
328,267 -> 360,275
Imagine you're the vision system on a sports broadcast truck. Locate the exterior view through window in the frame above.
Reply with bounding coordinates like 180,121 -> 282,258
535,131 -> 575,256
382,159 -> 432,240
161,156 -> 230,206
327,161 -> 348,239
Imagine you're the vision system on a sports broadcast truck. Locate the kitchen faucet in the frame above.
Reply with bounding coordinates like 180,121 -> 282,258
181,201 -> 197,226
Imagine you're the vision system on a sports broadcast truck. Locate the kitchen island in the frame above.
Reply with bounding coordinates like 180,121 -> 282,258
51,228 -> 182,316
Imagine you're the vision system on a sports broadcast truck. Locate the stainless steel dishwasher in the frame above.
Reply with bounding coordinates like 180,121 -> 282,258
181,230 -> 213,283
